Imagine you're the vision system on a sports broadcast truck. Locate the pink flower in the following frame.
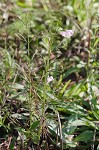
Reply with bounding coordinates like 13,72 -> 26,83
60,30 -> 74,38
47,76 -> 54,83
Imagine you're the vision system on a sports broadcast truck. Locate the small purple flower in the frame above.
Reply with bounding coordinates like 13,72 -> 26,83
47,76 -> 54,84
60,30 -> 74,38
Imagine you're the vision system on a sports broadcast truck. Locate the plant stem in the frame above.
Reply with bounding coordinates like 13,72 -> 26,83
57,112 -> 63,150
42,38 -> 51,115
27,35 -> 32,126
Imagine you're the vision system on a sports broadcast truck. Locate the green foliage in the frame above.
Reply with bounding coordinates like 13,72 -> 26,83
74,130 -> 94,142
0,0 -> 99,149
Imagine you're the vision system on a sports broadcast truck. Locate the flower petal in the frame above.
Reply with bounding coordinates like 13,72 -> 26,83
60,30 -> 74,38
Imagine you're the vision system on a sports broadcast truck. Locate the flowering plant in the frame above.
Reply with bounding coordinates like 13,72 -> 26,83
60,30 -> 74,38
47,76 -> 54,83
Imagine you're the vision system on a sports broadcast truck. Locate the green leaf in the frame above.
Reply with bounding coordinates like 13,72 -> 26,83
65,141 -> 77,148
17,2 -> 28,7
74,130 -> 94,142
70,120 -> 85,126
60,80 -> 71,94
30,120 -> 40,130
63,67 -> 78,79
64,82 -> 84,97
9,139 -> 15,150
94,38 -> 99,47
66,126 -> 77,135
11,83 -> 24,89
32,134 -> 39,144
97,144 -> 99,150
57,75 -> 63,87
92,111 -> 99,120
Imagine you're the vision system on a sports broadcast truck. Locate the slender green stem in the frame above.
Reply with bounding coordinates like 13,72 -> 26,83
27,35 -> 33,126
85,0 -> 93,109
57,111 -> 63,150
27,35 -> 30,57
42,38 -> 51,115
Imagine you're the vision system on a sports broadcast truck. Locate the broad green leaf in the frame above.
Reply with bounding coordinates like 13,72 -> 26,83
30,120 -> 40,130
70,120 -> 85,126
74,130 -> 94,142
